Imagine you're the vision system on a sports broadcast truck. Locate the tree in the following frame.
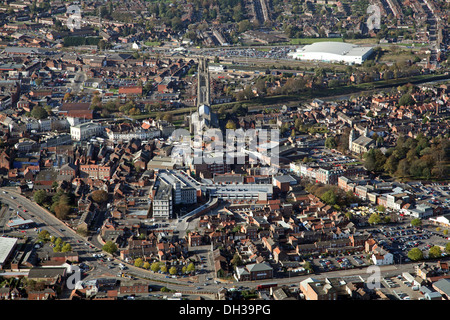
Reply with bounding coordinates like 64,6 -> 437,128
160,265 -> 168,273
399,93 -> 415,106
102,241 -> 118,255
163,113 -> 173,123
411,218 -> 422,227
143,262 -> 150,270
134,258 -> 144,268
364,148 -> 386,172
61,243 -> 72,252
368,213 -> 382,225
376,205 -> 386,213
445,243 -> 450,254
407,248 -> 423,261
186,262 -> 195,273
151,262 -> 160,273
169,266 -> 177,275
55,238 -> 62,247
428,246 -> 442,259
54,202 -> 70,220
225,119 -> 236,130
31,106 -> 48,119
320,190 -> 337,206
325,136 -> 337,149
34,190 -> 48,205
91,190 -> 109,204
231,252 -> 243,267
303,261 -> 313,273
38,230 -> 50,242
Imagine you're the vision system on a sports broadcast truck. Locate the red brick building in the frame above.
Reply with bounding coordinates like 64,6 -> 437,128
118,86 -> 142,96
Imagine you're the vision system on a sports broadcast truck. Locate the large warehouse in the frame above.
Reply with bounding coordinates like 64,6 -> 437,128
288,42 -> 374,65
0,236 -> 18,269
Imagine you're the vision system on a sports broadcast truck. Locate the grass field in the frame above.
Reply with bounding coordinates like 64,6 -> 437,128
288,38 -> 344,45
144,41 -> 162,47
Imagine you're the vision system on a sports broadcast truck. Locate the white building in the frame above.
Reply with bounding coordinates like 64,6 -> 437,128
152,181 -> 173,219
372,251 -> 394,265
429,214 -> 450,227
288,42 -> 374,65
104,127 -> 160,142
70,122 -> 103,141
0,236 -> 18,269
402,203 -> 434,219
157,170 -> 198,205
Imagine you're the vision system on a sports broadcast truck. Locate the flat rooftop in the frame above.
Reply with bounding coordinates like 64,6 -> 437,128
297,42 -> 373,57
0,237 -> 18,266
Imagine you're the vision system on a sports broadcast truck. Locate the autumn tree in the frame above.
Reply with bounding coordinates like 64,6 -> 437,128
91,190 -> 109,204
169,266 -> 178,275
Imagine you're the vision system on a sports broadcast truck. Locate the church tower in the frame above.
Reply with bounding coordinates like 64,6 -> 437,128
197,57 -> 210,108
364,126 -> 370,138
189,57 -> 218,134
349,128 -> 356,152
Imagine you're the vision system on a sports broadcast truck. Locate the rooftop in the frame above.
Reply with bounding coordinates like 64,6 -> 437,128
296,42 -> 373,57
0,237 -> 18,265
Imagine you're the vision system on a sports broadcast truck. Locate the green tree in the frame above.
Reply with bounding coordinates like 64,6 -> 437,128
186,262 -> 195,273
320,190 -> 337,206
411,218 -> 422,227
31,106 -> 48,119
428,246 -> 442,259
169,266 -> 177,275
54,238 -> 62,248
231,252 -> 243,267
407,248 -> 423,261
325,136 -> 337,149
134,258 -> 144,268
364,148 -> 386,172
38,230 -> 50,242
399,93 -> 415,106
151,262 -> 160,273
61,243 -> 72,252
34,190 -> 48,205
303,261 -> 313,273
445,243 -> 450,254
160,265 -> 168,273
102,241 -> 118,255
368,213 -> 382,225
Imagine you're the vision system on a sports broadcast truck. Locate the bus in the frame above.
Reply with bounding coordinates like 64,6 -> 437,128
256,283 -> 278,291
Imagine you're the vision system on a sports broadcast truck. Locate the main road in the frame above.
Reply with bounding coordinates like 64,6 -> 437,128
0,187 -> 420,296
0,187 -> 100,259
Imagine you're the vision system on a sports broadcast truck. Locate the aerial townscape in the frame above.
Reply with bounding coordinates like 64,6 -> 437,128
0,0 -> 449,306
